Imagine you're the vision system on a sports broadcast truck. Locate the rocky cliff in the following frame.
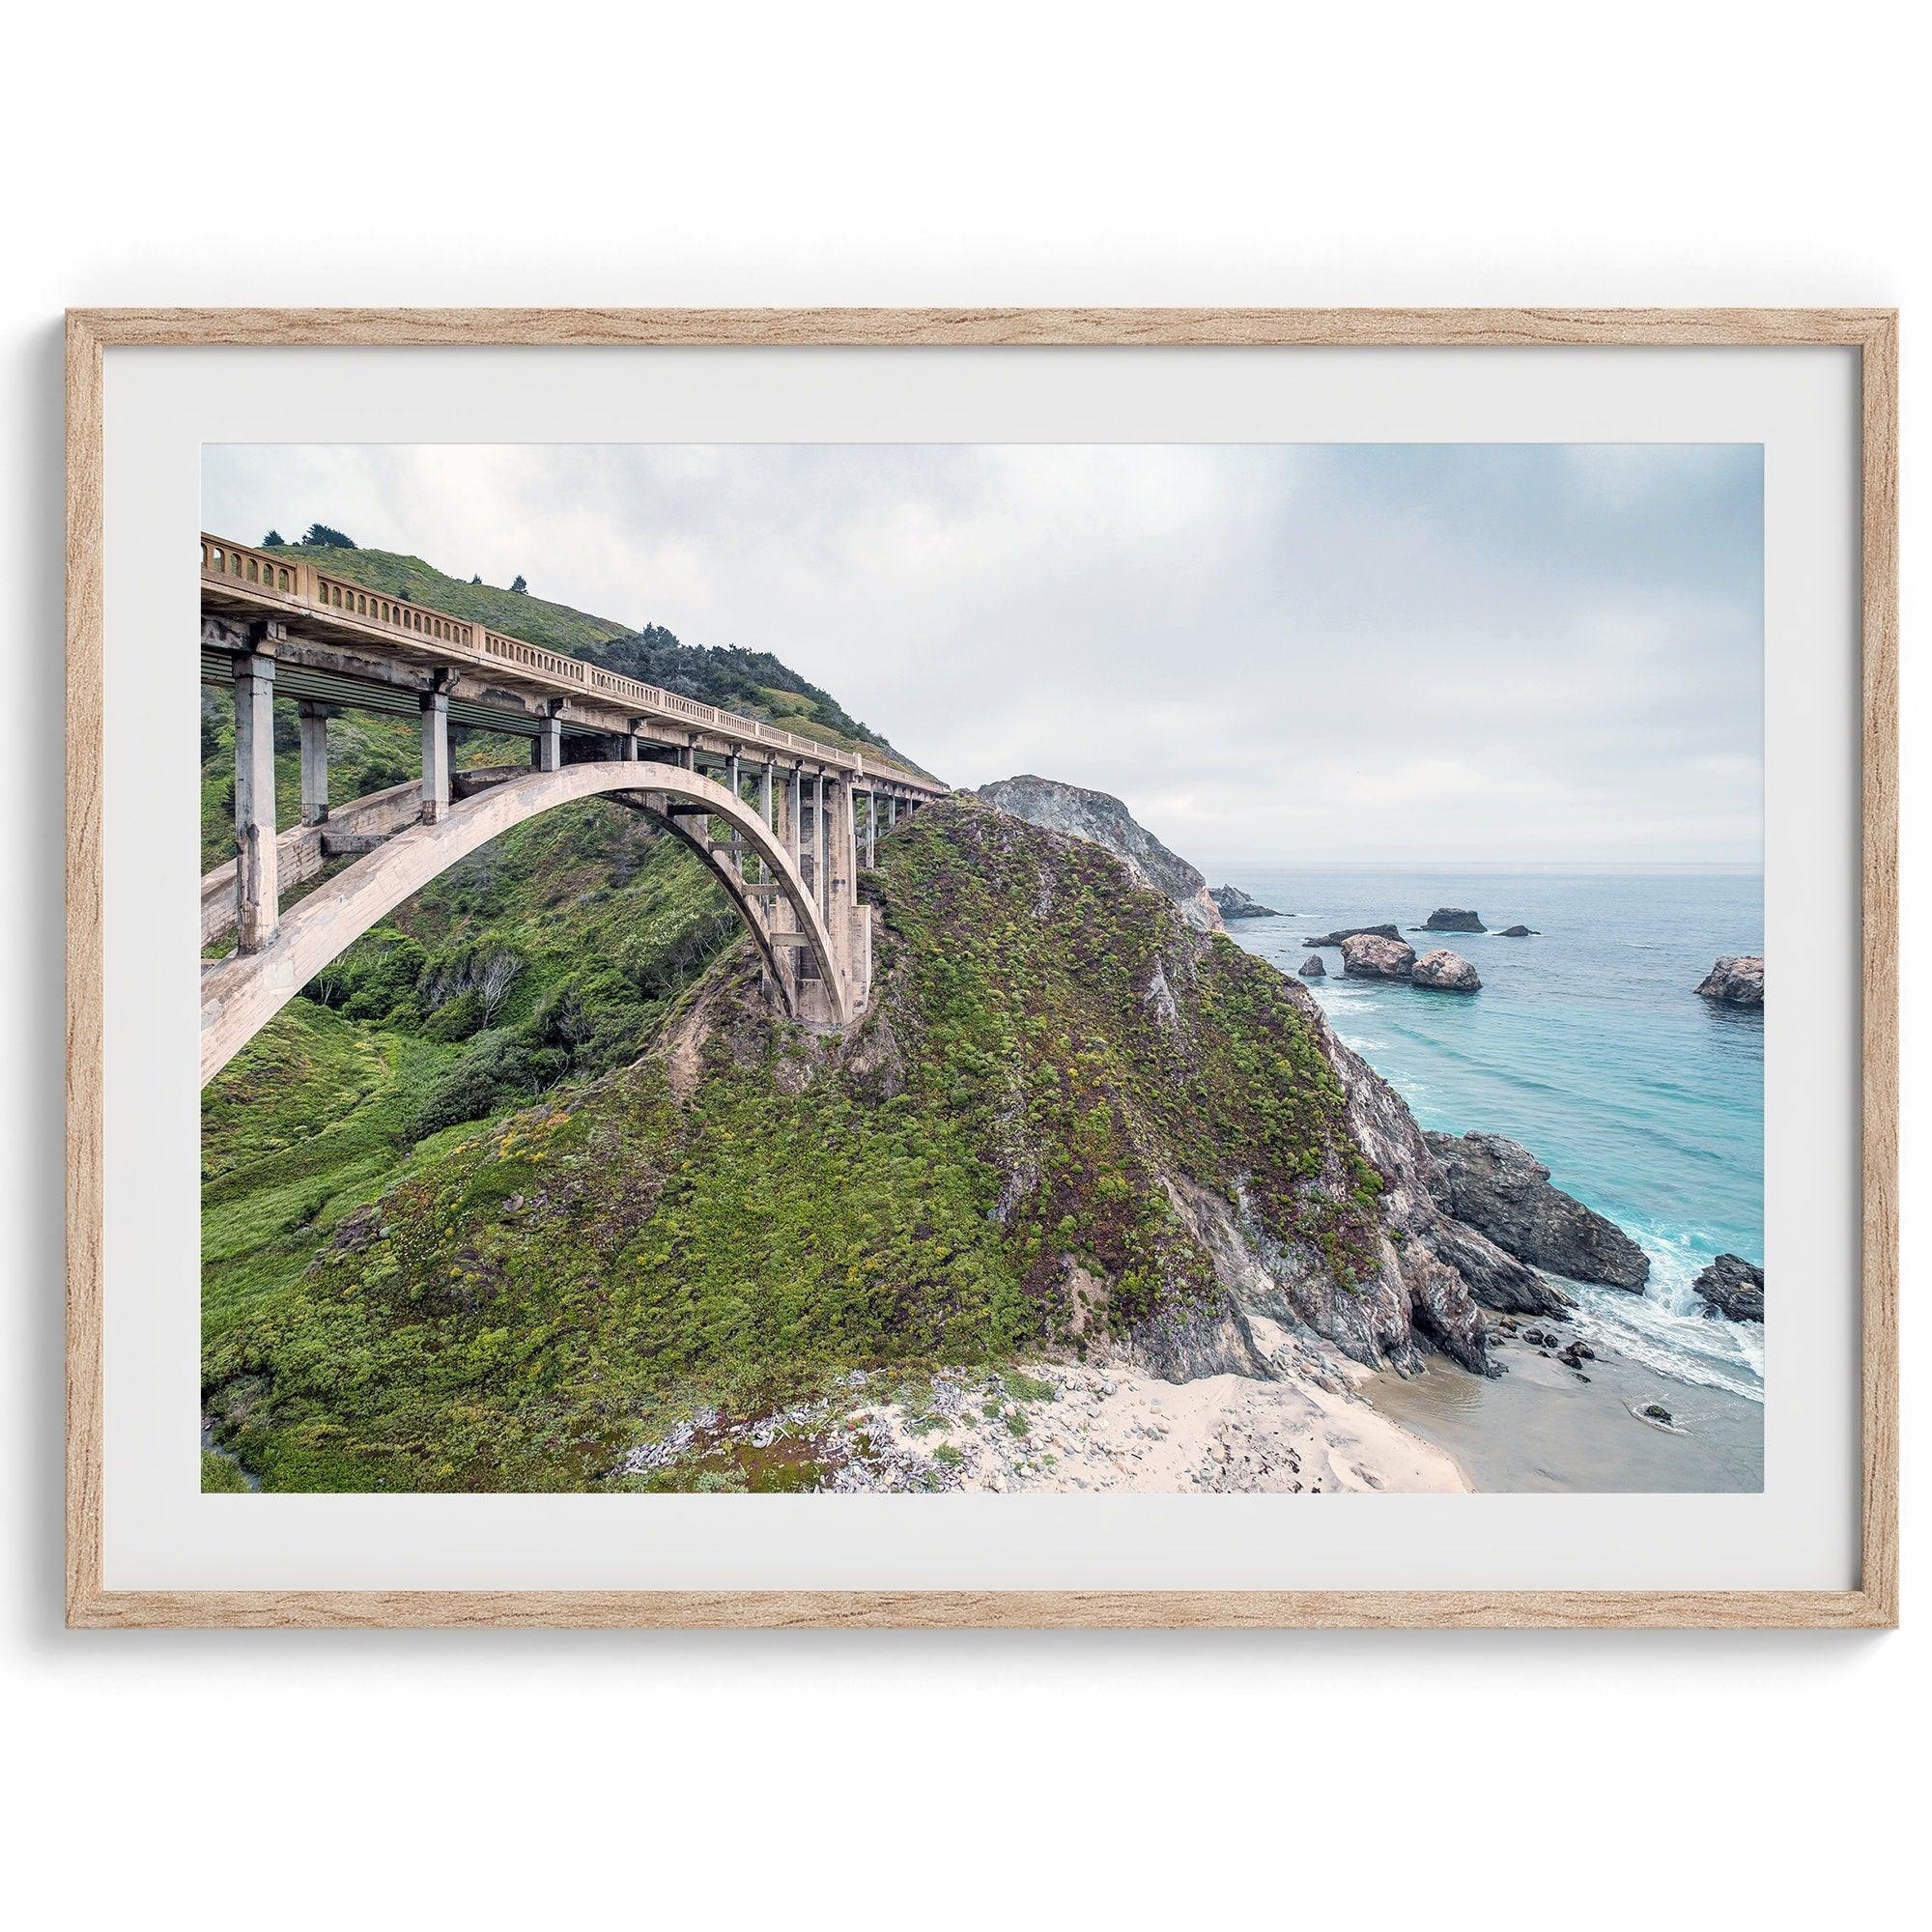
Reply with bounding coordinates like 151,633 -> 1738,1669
1425,1130 -> 1650,1292
975,774 -> 1225,932
206,794 -> 1565,1490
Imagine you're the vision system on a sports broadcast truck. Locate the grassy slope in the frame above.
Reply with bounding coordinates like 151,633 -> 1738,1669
202,829 -> 741,1343
204,800 -> 1381,1492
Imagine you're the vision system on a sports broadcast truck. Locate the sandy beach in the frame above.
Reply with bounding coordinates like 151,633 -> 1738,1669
1368,1327 -> 1764,1492
849,1353 -> 1470,1494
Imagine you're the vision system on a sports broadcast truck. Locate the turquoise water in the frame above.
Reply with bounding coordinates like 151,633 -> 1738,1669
1214,867 -> 1764,1401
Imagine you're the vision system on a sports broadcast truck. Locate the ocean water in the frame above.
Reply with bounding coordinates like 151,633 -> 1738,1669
1212,867 -> 1764,1403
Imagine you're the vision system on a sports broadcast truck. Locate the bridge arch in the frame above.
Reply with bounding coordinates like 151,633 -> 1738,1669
199,759 -> 851,1086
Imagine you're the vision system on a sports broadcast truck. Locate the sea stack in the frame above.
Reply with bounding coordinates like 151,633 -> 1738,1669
1299,953 -> 1326,978
1304,923 -> 1401,947
1497,924 -> 1535,937
1693,1254 -> 1764,1322
1411,948 -> 1481,992
1695,955 -> 1764,1007
1340,933 -> 1416,980
1422,907 -> 1486,932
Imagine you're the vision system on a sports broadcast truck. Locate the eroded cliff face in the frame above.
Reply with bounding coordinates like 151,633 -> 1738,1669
873,803 -> 1558,1375
975,774 -> 1226,933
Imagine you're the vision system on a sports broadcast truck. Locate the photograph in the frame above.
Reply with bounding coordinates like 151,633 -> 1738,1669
197,440 -> 1767,1498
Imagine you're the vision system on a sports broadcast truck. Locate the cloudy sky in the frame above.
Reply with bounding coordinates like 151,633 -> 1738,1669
203,442 -> 1762,867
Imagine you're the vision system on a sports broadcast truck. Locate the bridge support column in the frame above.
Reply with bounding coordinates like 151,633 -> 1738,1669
298,700 -> 330,826
785,767 -> 802,873
419,690 -> 451,824
232,649 -> 279,953
812,773 -> 827,912
758,760 -> 775,883
827,774 -> 855,908
532,709 -> 562,773
865,790 -> 877,867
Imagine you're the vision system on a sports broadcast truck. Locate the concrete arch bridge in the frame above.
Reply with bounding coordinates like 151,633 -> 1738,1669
197,535 -> 946,1085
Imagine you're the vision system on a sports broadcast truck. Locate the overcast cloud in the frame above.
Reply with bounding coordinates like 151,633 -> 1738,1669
204,442 -> 1762,867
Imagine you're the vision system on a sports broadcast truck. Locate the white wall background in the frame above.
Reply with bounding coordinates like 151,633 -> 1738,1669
3,5 -> 1919,1924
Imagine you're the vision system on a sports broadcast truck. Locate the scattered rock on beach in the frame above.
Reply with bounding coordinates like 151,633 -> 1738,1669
1340,932 -> 1417,980
1695,955 -> 1763,1007
1423,907 -> 1486,932
1693,1253 -> 1764,1322
1299,953 -> 1326,978
1425,1130 -> 1651,1292
1411,948 -> 1481,992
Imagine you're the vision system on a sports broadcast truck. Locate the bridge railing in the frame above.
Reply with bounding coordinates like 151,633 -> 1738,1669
313,567 -> 480,650
202,533 -> 938,792
200,536 -> 304,601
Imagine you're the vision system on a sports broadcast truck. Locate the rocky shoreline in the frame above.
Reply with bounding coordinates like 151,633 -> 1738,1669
1425,1131 -> 1650,1292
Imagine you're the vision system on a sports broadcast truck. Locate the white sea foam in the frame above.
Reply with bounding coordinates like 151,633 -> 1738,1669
1558,1244 -> 1764,1405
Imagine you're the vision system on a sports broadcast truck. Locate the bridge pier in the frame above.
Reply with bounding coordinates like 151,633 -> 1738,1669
531,706 -> 562,773
865,790 -> 877,867
420,688 -> 451,824
298,700 -> 330,827
232,647 -> 279,953
826,773 -> 853,909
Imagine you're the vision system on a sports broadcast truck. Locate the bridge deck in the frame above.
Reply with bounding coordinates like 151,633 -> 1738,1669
199,533 -> 945,794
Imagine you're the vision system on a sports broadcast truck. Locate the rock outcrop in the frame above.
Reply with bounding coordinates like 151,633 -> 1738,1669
976,774 -> 1224,932
1422,907 -> 1485,932
1497,924 -> 1535,937
1424,1130 -> 1651,1292
1303,923 -> 1399,947
1695,955 -> 1764,1008
1411,948 -> 1481,992
1320,1025 -> 1563,1328
1693,1253 -> 1763,1321
1211,884 -> 1280,920
1298,953 -> 1326,978
1340,933 -> 1416,980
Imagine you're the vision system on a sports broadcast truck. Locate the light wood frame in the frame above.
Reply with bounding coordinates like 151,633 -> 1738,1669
65,307 -> 1899,1630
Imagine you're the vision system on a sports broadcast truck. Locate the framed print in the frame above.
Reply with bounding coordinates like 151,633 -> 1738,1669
65,307 -> 1898,1628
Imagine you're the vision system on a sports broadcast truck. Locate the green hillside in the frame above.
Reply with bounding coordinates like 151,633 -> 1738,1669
204,799 -> 1381,1492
